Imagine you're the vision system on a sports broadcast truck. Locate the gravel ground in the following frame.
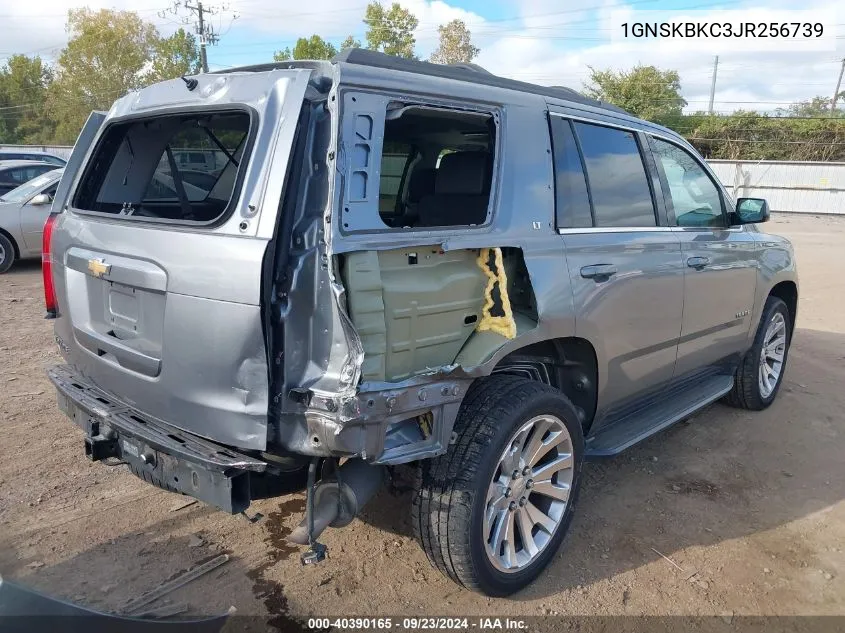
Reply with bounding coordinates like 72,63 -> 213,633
1,214 -> 843,629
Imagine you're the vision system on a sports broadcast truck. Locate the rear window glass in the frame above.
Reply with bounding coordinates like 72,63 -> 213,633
549,116 -> 592,229
73,111 -> 250,224
573,122 -> 656,228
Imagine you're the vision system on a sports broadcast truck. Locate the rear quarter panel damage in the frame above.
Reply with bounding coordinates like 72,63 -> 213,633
275,69 -> 580,463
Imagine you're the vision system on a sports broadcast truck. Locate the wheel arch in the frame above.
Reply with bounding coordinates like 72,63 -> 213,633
491,337 -> 598,432
768,280 -> 797,335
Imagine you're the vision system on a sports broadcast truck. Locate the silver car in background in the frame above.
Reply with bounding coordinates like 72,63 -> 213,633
0,167 -> 63,273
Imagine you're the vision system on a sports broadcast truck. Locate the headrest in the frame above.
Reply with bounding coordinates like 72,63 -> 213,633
406,168 -> 436,202
435,152 -> 489,196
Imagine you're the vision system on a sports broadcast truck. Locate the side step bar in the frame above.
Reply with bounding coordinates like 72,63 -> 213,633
586,374 -> 734,457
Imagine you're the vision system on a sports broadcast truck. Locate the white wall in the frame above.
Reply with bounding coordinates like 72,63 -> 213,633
708,160 -> 845,215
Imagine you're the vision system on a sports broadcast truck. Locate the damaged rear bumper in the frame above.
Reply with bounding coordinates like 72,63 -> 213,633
288,371 -> 476,465
48,364 -> 265,513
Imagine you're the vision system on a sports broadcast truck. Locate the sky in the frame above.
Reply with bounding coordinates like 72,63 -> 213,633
0,0 -> 842,114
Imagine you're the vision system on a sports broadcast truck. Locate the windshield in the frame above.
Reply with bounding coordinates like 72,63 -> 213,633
0,169 -> 62,203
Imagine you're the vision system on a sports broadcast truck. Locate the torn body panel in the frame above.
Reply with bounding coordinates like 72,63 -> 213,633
268,69 -> 578,465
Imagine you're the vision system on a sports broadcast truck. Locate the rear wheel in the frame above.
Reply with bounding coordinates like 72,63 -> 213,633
725,296 -> 792,410
0,234 -> 15,273
412,375 -> 584,596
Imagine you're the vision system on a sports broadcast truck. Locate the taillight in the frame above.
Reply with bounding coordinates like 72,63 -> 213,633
42,213 -> 58,319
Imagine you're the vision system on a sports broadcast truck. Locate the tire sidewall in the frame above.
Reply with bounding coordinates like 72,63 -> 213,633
0,234 -> 15,274
752,298 -> 791,407
468,387 -> 584,596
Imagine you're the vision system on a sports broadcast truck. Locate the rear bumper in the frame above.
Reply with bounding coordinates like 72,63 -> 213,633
47,364 -> 265,513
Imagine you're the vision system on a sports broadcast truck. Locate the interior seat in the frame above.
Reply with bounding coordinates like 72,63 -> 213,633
416,152 -> 491,227
391,167 -> 435,227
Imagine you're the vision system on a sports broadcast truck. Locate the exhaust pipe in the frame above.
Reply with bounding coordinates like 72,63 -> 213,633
287,459 -> 386,545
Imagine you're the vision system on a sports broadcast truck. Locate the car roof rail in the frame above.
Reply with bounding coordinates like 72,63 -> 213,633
332,48 -> 630,115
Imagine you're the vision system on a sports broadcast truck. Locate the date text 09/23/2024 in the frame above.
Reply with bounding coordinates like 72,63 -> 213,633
307,617 -> 528,630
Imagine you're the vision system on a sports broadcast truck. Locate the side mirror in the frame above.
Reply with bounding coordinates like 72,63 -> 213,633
733,198 -> 769,224
29,193 -> 51,206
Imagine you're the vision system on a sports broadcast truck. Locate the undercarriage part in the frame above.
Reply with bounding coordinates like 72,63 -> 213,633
300,458 -> 327,565
288,458 -> 387,547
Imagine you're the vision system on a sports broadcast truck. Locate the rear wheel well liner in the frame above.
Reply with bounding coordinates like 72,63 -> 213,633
491,337 -> 598,431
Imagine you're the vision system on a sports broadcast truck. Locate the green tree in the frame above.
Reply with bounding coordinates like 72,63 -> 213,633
340,35 -> 362,50
778,95 -> 843,118
364,2 -> 418,59
274,34 -> 339,61
430,19 -> 479,65
146,28 -> 201,84
584,65 -> 686,123
48,8 -> 159,143
0,55 -> 53,143
683,111 -> 845,161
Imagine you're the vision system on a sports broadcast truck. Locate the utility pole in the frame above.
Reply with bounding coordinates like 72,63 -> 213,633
831,58 -> 845,117
185,2 -> 213,73
159,1 -> 238,74
708,55 -> 719,115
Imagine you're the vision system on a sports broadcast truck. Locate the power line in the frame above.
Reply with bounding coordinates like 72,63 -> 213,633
157,1 -> 239,73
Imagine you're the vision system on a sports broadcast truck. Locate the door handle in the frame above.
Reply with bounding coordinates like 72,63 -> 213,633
686,256 -> 711,270
580,264 -> 617,281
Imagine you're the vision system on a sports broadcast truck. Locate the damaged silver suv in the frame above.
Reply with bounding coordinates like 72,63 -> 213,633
45,50 -> 798,596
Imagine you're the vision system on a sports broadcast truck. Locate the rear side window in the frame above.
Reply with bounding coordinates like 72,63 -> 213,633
11,165 -> 51,183
572,122 -> 656,228
549,116 -> 592,229
375,106 -> 495,229
73,111 -> 250,224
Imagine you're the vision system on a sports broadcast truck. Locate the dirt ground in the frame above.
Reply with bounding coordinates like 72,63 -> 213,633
1,214 -> 843,628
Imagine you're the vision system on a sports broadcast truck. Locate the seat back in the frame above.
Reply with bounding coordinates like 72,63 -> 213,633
417,152 -> 491,227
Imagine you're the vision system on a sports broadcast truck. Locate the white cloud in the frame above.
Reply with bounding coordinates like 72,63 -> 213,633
1,0 -> 843,113
0,0 -> 185,62
476,0 -> 845,112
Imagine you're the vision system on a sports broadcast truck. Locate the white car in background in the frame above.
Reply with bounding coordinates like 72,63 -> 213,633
0,168 -> 63,273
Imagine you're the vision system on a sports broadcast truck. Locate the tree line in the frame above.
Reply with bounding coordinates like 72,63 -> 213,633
1,3 -> 843,161
584,65 -> 845,162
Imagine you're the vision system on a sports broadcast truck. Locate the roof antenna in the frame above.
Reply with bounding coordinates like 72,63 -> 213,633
181,76 -> 198,91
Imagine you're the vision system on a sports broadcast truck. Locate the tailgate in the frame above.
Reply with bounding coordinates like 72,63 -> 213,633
49,69 -> 312,450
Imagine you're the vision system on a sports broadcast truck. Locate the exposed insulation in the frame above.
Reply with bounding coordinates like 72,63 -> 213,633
476,247 -> 517,340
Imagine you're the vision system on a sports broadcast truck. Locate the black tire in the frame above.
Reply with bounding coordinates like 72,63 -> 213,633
724,296 -> 792,410
412,374 -> 584,596
0,233 -> 16,274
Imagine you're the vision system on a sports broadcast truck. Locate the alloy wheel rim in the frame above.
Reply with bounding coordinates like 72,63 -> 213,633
483,414 -> 574,573
759,312 -> 787,399
0,243 -> 5,265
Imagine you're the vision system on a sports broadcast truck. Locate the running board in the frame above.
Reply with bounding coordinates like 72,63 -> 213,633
585,374 -> 734,458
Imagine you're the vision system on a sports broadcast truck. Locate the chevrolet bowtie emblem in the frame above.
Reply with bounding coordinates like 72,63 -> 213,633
87,258 -> 111,278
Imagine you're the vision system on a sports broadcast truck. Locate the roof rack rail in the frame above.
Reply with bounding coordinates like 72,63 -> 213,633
332,48 -> 629,115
